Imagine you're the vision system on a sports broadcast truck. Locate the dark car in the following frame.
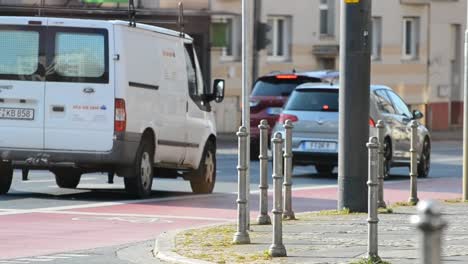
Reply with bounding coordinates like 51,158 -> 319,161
249,71 -> 338,160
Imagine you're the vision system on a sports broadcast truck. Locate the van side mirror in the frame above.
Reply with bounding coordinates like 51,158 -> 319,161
412,110 -> 424,120
212,79 -> 225,103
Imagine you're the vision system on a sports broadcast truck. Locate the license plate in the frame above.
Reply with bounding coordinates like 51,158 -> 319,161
0,107 -> 34,120
301,141 -> 337,152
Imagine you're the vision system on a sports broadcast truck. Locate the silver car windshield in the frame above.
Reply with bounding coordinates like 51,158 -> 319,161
285,89 -> 339,112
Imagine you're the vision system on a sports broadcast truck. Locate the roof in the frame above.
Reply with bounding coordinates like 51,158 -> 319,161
0,16 -> 191,40
295,83 -> 393,91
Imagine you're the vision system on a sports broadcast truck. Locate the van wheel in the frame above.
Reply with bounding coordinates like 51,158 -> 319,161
0,162 -> 13,195
190,141 -> 216,194
53,168 -> 82,189
124,138 -> 154,198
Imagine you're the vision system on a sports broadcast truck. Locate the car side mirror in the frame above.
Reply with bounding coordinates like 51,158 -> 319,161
412,110 -> 424,120
212,79 -> 225,103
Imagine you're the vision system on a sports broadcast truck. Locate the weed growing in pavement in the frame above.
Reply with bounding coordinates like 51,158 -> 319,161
443,198 -> 468,204
350,256 -> 391,264
392,201 -> 415,207
378,207 -> 393,214
175,225 -> 273,263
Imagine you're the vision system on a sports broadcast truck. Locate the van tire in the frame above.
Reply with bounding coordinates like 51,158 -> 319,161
53,168 -> 82,189
0,162 -> 13,195
124,137 -> 154,198
190,141 -> 216,194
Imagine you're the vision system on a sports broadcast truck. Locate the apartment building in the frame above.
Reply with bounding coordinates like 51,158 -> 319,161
210,0 -> 467,132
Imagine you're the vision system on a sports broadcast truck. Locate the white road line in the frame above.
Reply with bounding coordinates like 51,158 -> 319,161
15,259 -> 51,262
0,261 -> 29,264
50,254 -> 89,257
38,210 -> 233,222
22,177 -> 96,184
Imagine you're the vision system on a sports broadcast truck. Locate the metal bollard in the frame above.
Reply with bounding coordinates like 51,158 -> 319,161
408,120 -> 419,205
283,120 -> 296,220
366,137 -> 379,259
376,121 -> 387,209
257,120 -> 271,225
411,200 -> 447,264
269,132 -> 287,257
232,126 -> 251,244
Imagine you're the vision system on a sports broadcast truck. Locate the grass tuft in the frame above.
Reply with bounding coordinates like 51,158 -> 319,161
350,256 -> 391,264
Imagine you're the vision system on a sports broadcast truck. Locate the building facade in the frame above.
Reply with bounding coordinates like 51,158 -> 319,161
210,0 -> 467,132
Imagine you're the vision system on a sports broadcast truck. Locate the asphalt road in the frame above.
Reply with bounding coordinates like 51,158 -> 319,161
0,140 -> 462,263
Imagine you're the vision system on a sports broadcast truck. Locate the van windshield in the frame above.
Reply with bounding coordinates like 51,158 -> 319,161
0,28 -> 40,80
0,26 -> 108,83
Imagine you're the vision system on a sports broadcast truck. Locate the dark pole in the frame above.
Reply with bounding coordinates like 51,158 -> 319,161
338,0 -> 372,212
252,0 -> 261,81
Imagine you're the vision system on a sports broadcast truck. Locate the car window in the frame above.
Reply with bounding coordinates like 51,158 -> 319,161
251,77 -> 320,96
0,27 -> 41,81
285,89 -> 338,112
54,32 -> 105,78
374,89 -> 396,114
386,90 -> 412,117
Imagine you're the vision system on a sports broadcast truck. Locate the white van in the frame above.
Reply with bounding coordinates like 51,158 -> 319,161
0,17 -> 225,198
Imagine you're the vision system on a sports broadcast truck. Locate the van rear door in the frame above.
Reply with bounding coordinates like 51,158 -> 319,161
44,19 -> 114,152
0,18 -> 46,149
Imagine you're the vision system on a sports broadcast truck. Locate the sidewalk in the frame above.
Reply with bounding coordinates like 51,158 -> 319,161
155,200 -> 468,264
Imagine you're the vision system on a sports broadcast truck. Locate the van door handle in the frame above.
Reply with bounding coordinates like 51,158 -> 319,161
52,106 -> 65,112
83,87 -> 95,94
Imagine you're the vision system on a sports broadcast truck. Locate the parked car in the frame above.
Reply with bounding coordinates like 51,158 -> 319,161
249,71 -> 338,160
272,83 -> 431,178
0,17 -> 225,198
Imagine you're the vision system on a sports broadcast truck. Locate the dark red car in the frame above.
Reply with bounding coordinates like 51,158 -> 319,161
249,71 -> 339,159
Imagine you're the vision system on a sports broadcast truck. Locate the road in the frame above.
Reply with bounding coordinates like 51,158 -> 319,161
0,140 -> 462,263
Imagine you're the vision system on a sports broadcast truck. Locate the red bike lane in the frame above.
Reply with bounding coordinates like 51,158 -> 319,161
0,177 -> 461,260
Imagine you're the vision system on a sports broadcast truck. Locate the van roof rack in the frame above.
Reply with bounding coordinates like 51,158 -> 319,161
0,1 -> 186,37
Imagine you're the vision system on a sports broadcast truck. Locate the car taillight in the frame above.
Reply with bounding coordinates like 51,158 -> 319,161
115,98 -> 126,132
278,113 -> 298,124
369,117 -> 376,127
276,74 -> 298,80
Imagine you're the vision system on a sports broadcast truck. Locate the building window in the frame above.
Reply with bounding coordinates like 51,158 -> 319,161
211,16 -> 240,60
318,58 -> 336,70
319,0 -> 335,36
371,17 -> 382,60
267,16 -> 291,60
402,17 -> 419,60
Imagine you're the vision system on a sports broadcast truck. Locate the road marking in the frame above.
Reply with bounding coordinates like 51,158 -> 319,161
0,253 -> 90,264
21,177 -> 96,184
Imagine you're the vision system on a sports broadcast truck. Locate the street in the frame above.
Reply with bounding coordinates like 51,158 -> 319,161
0,140 -> 462,263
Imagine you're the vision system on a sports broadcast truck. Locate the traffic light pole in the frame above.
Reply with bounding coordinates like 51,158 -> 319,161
463,12 -> 468,201
338,0 -> 372,212
242,0 -> 255,228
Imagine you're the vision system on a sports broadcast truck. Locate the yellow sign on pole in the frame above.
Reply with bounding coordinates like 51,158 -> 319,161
345,0 -> 360,3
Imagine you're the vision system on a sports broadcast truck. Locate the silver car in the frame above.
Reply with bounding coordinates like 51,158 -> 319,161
272,83 -> 431,178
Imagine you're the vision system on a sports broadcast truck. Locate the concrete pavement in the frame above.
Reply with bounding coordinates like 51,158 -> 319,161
155,197 -> 468,264
155,178 -> 468,263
